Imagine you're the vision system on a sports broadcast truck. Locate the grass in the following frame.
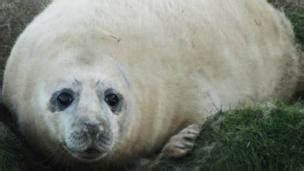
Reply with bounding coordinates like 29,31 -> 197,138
286,9 -> 304,48
152,103 -> 304,171
282,5 -> 304,49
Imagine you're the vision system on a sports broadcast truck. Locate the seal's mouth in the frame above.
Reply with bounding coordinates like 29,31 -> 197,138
62,129 -> 114,162
77,147 -> 108,162
63,144 -> 109,162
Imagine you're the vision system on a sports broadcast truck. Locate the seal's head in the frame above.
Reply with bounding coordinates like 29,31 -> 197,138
7,37 -> 134,163
33,47 -> 133,163
2,4 -> 136,164
47,80 -> 123,162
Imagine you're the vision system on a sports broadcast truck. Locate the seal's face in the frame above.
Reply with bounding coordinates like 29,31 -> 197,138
48,81 -> 123,162
30,49 -> 132,162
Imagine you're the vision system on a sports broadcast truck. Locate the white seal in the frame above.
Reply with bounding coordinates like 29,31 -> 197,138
1,0 -> 299,167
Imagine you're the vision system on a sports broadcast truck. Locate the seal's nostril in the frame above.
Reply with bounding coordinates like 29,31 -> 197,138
85,123 -> 101,137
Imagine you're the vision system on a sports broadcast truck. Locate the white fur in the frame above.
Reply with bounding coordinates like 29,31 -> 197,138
2,0 -> 299,165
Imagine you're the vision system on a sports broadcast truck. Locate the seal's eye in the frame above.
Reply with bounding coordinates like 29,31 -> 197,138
49,89 -> 75,112
105,93 -> 119,107
57,91 -> 74,108
104,89 -> 122,113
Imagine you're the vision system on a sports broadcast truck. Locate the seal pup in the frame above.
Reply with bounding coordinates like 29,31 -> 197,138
2,0 -> 299,168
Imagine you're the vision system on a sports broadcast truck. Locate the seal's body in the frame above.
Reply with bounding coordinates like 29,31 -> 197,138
2,0 -> 299,166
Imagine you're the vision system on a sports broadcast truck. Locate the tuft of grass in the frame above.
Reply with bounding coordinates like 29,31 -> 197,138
153,103 -> 304,171
286,9 -> 304,48
268,1 -> 304,48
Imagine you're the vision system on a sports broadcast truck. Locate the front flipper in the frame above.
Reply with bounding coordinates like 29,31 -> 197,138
160,124 -> 201,158
137,124 -> 201,169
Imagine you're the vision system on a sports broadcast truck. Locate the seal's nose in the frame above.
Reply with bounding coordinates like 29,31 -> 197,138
85,123 -> 103,137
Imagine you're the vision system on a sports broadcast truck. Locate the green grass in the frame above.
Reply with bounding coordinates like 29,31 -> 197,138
153,103 -> 304,171
284,7 -> 304,48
